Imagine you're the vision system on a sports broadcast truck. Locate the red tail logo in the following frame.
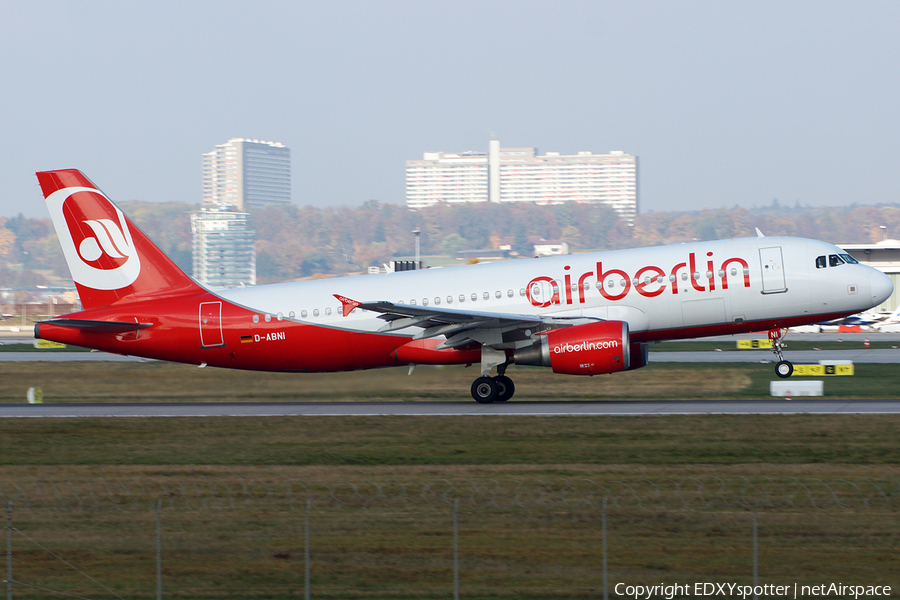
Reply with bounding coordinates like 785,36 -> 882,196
38,169 -> 202,309
48,186 -> 141,290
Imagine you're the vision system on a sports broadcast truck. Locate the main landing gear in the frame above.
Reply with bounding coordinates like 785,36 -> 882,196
470,347 -> 516,403
471,373 -> 515,404
769,328 -> 793,378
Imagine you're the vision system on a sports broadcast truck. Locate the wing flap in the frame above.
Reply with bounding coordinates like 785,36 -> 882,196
347,298 -> 601,350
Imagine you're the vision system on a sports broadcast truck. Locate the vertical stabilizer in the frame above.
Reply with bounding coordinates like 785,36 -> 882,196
37,169 -> 202,309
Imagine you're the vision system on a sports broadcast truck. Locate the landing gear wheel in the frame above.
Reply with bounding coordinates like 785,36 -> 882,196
775,360 -> 793,378
494,375 -> 515,402
471,376 -> 499,404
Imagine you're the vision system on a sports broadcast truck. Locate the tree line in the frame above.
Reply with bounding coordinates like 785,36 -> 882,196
2,200 -> 899,290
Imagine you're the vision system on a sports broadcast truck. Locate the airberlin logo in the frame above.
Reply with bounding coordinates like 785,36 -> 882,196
526,252 -> 751,308
553,339 -> 618,354
44,186 -> 141,291
77,219 -> 131,262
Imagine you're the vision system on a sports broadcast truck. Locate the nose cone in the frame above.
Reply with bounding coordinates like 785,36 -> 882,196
870,269 -> 894,306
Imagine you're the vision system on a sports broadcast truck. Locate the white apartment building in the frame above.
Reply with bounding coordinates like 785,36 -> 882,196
202,138 -> 291,211
191,208 -> 256,288
406,141 -> 638,221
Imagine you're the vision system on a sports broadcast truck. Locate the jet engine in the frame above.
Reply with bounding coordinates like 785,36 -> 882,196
513,320 -> 638,376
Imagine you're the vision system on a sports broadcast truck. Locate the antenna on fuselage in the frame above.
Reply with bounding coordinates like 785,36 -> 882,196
755,227 -> 765,238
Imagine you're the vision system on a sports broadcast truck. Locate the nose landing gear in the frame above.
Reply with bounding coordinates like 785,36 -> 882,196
769,328 -> 793,378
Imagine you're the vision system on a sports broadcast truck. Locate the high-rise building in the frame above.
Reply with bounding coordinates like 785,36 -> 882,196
406,141 -> 638,222
191,208 -> 256,288
202,138 -> 291,211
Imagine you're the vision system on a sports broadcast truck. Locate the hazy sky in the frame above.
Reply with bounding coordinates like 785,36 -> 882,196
2,1 -> 899,218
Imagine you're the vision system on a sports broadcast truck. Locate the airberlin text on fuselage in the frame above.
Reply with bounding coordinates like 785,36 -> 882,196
527,251 -> 751,308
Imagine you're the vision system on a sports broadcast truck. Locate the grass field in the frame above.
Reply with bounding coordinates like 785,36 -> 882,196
3,359 -> 900,404
2,359 -> 899,598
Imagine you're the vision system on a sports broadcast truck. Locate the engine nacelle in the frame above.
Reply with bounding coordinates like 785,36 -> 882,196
513,320 -> 631,376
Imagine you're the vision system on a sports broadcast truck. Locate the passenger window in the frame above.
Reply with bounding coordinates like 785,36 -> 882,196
289,311 -> 295,319
829,254 -> 844,267
471,293 -> 477,301
507,290 -> 514,298
483,292 -> 489,300
447,296 -> 453,304
434,297 -> 441,305
816,256 -> 827,269
495,291 -> 502,299
300,310 -> 307,318
313,309 -> 319,317
519,288 -> 526,297
459,294 -> 465,303
422,298 -> 429,306
325,308 -> 332,316
840,254 -> 858,264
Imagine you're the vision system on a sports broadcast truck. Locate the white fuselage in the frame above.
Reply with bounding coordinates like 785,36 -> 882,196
219,236 -> 891,342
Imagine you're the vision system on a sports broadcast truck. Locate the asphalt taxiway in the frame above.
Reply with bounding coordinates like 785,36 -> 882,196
1,399 -> 898,418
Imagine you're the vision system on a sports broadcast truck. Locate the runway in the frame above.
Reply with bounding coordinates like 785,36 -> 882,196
2,349 -> 900,363
1,399 -> 899,418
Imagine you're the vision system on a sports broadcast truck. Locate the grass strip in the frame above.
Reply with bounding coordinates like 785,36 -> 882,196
3,361 -> 900,403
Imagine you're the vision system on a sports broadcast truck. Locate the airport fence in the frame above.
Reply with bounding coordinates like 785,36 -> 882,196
2,476 -> 899,599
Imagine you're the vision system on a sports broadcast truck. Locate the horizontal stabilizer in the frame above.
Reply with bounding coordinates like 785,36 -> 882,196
38,319 -> 153,333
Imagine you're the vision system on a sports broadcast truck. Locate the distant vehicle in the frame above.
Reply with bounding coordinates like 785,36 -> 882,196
33,169 -> 894,402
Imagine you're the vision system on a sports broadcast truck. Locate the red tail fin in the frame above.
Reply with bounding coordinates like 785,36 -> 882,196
37,169 -> 201,309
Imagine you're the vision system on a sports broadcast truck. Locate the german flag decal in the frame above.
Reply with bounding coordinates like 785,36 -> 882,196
240,335 -> 253,343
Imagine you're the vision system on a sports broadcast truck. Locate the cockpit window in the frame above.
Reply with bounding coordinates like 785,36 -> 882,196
816,256 -> 827,269
829,254 -> 845,267
840,253 -> 859,264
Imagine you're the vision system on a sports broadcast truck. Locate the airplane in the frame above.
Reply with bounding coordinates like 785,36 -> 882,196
33,169 -> 894,403
869,307 -> 900,332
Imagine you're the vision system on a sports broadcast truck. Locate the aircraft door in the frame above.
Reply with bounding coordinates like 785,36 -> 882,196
759,246 -> 787,294
199,301 -> 226,348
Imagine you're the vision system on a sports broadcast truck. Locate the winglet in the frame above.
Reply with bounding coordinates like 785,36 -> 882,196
333,294 -> 361,317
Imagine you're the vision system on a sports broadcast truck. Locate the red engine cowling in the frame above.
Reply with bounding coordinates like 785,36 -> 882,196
513,321 -> 631,376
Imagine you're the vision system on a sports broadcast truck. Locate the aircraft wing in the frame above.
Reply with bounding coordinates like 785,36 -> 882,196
337,296 -> 596,349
